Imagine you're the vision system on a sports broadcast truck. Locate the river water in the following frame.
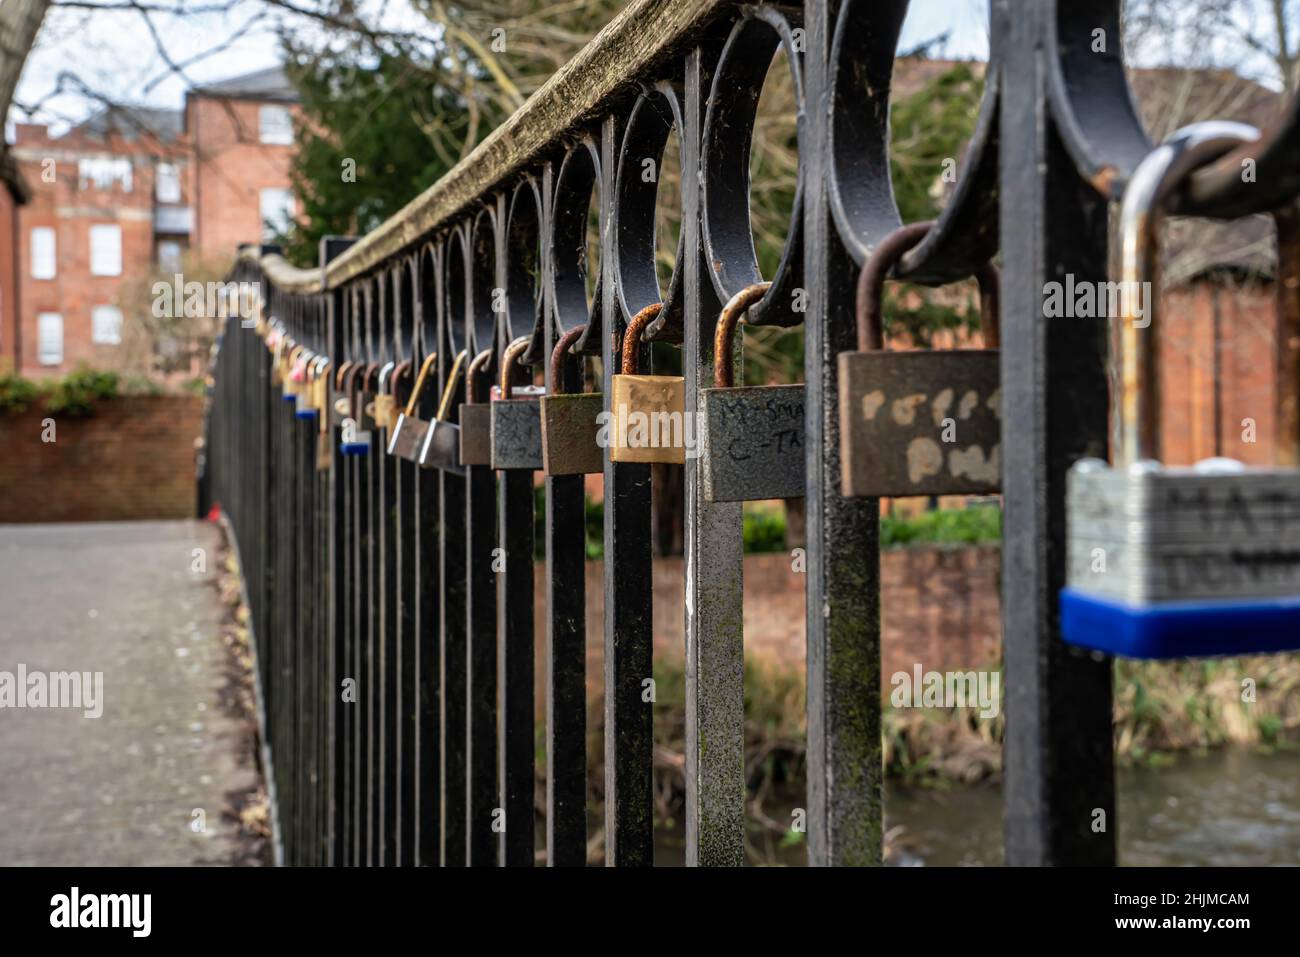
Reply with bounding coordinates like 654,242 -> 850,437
650,747 -> 1300,865
888,747 -> 1300,866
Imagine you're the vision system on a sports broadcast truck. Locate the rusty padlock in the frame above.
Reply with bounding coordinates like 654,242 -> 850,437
490,335 -> 544,470
417,349 -> 467,475
700,283 -> 806,502
540,324 -> 604,475
838,223 -> 1001,497
609,303 -> 685,464
458,349 -> 494,467
387,351 -> 437,460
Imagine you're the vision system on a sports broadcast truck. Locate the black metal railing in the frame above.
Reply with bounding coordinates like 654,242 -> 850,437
204,0 -> 1300,866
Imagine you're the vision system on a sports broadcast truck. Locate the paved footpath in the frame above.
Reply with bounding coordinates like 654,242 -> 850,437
0,521 -> 261,865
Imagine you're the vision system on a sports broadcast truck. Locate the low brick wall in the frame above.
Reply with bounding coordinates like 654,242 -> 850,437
533,545 -> 1002,703
0,395 -> 203,523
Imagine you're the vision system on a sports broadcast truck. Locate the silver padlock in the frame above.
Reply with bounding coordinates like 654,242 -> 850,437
1061,122 -> 1300,659
699,282 -> 805,502
490,335 -> 544,470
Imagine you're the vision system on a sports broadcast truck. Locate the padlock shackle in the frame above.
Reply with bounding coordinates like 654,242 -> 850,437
1115,121 -> 1257,466
551,325 -> 587,396
465,348 -> 493,404
854,221 -> 1001,353
335,361 -> 353,391
403,352 -> 439,417
713,283 -> 773,388
500,335 -> 532,396
620,302 -> 664,376
391,359 -> 413,401
435,349 -> 468,423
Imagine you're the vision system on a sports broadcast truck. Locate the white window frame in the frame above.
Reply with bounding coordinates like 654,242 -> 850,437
89,224 -> 122,277
92,305 -> 123,345
157,240 -> 183,273
38,312 -> 63,365
259,187 -> 295,241
258,104 -> 293,145
155,162 -> 181,203
31,227 -> 56,280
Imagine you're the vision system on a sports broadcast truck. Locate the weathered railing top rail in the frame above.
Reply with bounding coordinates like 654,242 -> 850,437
242,0 -> 734,295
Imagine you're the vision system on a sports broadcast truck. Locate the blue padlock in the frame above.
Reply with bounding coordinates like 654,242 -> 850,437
1060,123 -> 1300,659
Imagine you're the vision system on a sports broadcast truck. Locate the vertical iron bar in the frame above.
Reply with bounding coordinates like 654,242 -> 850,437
1000,2 -> 1116,866
803,0 -> 883,866
600,112 -> 654,866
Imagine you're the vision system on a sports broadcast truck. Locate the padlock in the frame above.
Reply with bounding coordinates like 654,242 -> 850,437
699,283 -> 805,502
296,353 -> 321,420
1060,125 -> 1300,659
417,349 -> 468,475
340,362 -> 378,456
540,324 -> 605,475
458,349 -> 494,466
387,351 -> 438,461
609,303 -> 685,464
283,345 -> 307,403
490,335 -> 544,470
838,222 -> 1001,497
331,361 -> 354,431
373,360 -> 396,432
313,357 -> 332,470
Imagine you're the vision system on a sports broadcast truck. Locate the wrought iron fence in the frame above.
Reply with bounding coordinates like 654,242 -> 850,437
204,0 -> 1300,866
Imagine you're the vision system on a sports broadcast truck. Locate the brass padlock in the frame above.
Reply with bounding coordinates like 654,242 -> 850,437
373,360 -> 397,431
490,335 -> 544,470
540,323 -> 604,475
838,222 -> 1001,497
458,349 -> 494,467
314,357 -> 332,470
609,302 -> 685,464
417,349 -> 467,475
296,352 -> 323,420
387,351 -> 438,461
699,283 -> 806,502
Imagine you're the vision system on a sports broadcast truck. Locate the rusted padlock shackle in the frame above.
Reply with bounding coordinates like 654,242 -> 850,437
855,221 -> 1000,353
550,325 -> 587,396
712,282 -> 773,389
620,303 -> 665,375
464,348 -> 492,405
499,335 -> 533,396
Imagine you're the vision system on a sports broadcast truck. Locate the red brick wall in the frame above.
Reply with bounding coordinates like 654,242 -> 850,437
531,546 -> 1003,704
189,96 -> 297,264
0,395 -> 203,522
1161,283 -> 1280,466
0,180 -> 19,366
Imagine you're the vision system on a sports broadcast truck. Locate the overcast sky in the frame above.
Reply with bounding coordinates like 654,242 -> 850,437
9,0 -> 992,134
7,0 -> 1287,136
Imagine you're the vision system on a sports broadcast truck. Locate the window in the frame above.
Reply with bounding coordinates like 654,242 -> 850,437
258,105 -> 293,145
78,156 -> 133,192
155,162 -> 181,203
31,227 -> 56,279
92,305 -> 123,345
158,240 -> 183,273
259,187 -> 295,241
38,313 -> 63,365
90,224 -> 122,276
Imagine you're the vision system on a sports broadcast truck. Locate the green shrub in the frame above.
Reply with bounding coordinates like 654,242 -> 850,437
43,367 -> 119,416
743,503 -> 786,553
881,504 -> 1002,548
0,372 -> 41,414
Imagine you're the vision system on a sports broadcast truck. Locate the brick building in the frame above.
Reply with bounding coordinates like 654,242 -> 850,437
2,66 -> 298,375
0,149 -> 29,365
